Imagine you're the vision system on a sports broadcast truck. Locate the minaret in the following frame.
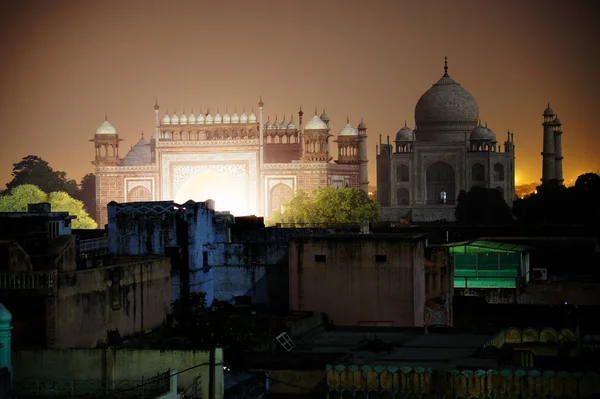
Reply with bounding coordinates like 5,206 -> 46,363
258,97 -> 265,215
298,106 -> 304,158
541,103 -> 557,184
153,99 -> 160,127
357,119 -> 369,193
553,115 -> 564,185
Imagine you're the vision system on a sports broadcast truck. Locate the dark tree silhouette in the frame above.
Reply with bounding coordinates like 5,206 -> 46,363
513,173 -> 600,225
74,173 -> 96,220
5,155 -> 78,196
455,186 -> 513,225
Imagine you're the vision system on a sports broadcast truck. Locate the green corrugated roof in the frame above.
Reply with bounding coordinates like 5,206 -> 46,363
440,239 -> 528,253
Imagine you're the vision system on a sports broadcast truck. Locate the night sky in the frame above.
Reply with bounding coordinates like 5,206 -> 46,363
1,0 -> 598,187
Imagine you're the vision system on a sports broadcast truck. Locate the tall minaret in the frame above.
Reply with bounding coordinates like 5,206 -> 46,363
298,106 -> 304,158
553,115 -> 564,185
154,99 -> 160,127
357,119 -> 369,193
541,103 -> 557,184
258,97 -> 265,215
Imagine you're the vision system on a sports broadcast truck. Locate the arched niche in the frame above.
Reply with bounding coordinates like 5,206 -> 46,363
426,161 -> 455,204
270,183 -> 293,214
396,164 -> 409,182
472,163 -> 485,181
128,186 -> 152,202
494,163 -> 505,181
396,187 -> 409,205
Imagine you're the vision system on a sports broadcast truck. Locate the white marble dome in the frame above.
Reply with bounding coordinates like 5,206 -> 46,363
395,124 -> 415,141
188,112 -> 196,124
205,113 -> 214,124
339,122 -> 358,136
223,112 -> 231,123
180,112 -> 188,124
161,113 -> 171,125
171,112 -> 180,124
96,120 -> 118,135
249,112 -> 257,123
415,73 -> 479,130
232,113 -> 240,123
214,112 -> 222,124
240,112 -> 248,123
197,112 -> 205,124
305,115 -> 328,130
470,124 -> 496,141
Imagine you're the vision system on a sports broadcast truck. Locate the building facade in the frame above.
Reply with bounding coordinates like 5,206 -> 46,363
377,59 -> 516,222
288,234 -> 453,327
92,101 -> 369,227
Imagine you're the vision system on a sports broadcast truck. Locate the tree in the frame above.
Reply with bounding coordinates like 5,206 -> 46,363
455,186 -> 513,225
74,173 -> 96,220
5,155 -> 78,196
0,184 -> 47,212
49,191 -> 98,229
266,187 -> 380,227
0,184 -> 97,229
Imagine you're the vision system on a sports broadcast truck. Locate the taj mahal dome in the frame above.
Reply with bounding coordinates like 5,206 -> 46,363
377,58 -> 516,222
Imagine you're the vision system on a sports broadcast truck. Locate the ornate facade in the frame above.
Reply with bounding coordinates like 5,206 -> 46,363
92,100 -> 368,227
377,58 -> 516,222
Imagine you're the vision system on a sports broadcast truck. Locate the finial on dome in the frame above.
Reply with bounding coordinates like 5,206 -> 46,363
444,56 -> 448,76
104,112 -> 108,122
485,121 -> 488,128
314,108 -> 318,116
154,99 -> 160,110
226,106 -> 228,113
346,116 -> 350,124
141,131 -> 144,138
404,120 -> 407,127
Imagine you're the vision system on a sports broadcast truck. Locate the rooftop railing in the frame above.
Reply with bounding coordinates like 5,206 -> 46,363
79,237 -> 108,253
0,270 -> 56,292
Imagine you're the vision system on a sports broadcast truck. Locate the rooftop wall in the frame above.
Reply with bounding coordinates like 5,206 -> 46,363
289,235 -> 426,327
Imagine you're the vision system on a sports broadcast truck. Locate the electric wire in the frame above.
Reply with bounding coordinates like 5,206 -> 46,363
89,360 -> 224,399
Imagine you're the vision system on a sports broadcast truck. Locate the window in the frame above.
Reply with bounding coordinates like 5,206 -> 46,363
375,255 -> 387,263
202,251 -> 209,273
315,255 -> 326,263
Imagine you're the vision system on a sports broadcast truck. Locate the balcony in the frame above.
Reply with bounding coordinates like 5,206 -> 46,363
0,270 -> 57,292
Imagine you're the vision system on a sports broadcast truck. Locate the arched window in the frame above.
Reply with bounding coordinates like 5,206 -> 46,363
128,186 -> 152,202
396,188 -> 410,205
396,164 -> 409,182
494,163 -> 505,181
472,163 -> 485,181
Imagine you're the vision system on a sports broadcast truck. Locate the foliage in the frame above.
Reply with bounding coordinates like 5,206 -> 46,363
49,191 -> 98,229
455,186 -> 513,225
5,155 -> 78,196
513,173 -> 600,225
0,184 -> 98,229
74,173 -> 96,220
266,186 -> 379,227
0,184 -> 47,212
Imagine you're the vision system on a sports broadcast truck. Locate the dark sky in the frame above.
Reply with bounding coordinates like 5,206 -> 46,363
1,0 -> 598,187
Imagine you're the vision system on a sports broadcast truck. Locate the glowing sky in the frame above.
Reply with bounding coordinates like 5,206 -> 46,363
0,0 -> 598,188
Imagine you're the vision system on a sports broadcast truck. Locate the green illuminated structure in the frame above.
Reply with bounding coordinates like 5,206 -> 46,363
447,240 -> 529,289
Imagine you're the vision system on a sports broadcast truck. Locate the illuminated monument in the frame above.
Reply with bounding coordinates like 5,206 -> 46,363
377,58 -> 516,222
91,100 -> 368,227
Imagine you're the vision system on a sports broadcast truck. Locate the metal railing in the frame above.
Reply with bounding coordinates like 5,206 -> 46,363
0,270 -> 56,291
79,237 -> 108,253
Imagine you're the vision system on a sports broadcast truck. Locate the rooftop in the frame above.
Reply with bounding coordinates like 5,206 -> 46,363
296,327 -> 498,370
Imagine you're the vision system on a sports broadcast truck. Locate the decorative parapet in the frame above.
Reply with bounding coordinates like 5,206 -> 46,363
485,327 -> 577,348
326,365 -> 600,397
0,270 -> 57,294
